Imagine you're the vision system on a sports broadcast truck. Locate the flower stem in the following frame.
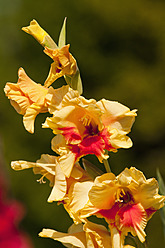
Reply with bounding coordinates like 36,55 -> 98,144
103,150 -> 111,173
103,159 -> 111,173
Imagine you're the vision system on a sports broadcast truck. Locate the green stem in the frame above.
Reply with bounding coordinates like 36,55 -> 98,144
103,150 -> 111,173
103,159 -> 111,173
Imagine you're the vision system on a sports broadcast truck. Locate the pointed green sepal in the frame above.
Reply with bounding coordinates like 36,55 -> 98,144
58,17 -> 67,48
71,69 -> 83,95
64,68 -> 83,95
64,75 -> 72,88
156,168 -> 165,239
43,35 -> 58,49
82,159 -> 104,180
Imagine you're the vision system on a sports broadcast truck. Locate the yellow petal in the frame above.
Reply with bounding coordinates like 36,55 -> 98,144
11,160 -> 35,170
11,154 -> 56,182
23,103 -> 42,133
18,68 -> 48,105
11,154 -> 69,202
65,181 -> 94,223
44,45 -> 77,87
4,68 -> 48,133
47,162 -> 66,202
39,226 -> 86,248
124,246 -> 136,248
97,99 -> 137,133
71,163 -> 84,179
44,61 -> 64,87
88,173 -> 118,209
110,226 -> 124,248
4,82 -> 30,114
22,19 -> 57,49
135,177 -> 165,210
109,129 -> 133,149
46,85 -> 70,113
51,134 -> 77,178
117,167 -> 146,186
58,151 -> 76,178
84,220 -> 111,248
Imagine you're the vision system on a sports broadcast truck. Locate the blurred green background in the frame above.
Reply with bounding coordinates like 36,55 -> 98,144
1,0 -> 165,247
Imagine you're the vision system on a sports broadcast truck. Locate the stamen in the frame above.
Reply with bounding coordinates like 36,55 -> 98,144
115,188 -> 133,204
37,173 -> 48,184
81,114 -> 92,126
116,188 -> 126,202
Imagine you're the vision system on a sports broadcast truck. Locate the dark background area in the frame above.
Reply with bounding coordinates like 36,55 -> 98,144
1,0 -> 165,247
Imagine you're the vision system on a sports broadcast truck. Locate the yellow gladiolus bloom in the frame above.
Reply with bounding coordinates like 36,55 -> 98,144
63,167 -> 165,248
44,44 -> 77,87
11,154 -> 91,202
4,68 -> 48,133
22,20 -> 78,87
43,86 -> 136,177
39,220 -> 112,248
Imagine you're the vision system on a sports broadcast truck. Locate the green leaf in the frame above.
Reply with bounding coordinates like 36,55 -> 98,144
156,168 -> 165,239
157,168 -> 165,194
58,17 -> 67,48
82,159 -> 104,180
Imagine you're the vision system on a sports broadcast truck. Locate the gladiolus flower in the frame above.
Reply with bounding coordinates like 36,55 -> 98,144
43,87 -> 136,177
4,68 -> 49,133
44,45 -> 78,87
11,154 -> 91,202
22,20 -> 78,88
39,220 -> 112,248
63,167 -> 165,248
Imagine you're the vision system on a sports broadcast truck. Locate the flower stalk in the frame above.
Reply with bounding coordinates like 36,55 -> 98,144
4,17 -> 165,248
103,158 -> 111,173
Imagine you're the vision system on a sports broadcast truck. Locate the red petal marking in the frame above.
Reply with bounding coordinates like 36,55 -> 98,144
100,128 -> 114,150
97,203 -> 146,232
117,203 -> 145,229
98,203 -> 120,223
79,135 -> 105,156
56,68 -> 61,73
59,125 -> 114,160
70,135 -> 105,161
58,127 -> 81,143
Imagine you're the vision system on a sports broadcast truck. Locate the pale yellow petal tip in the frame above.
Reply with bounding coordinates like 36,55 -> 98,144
18,67 -> 25,76
22,19 -> 57,49
11,161 -> 18,170
38,229 -> 47,238
22,19 -> 39,34
39,229 -> 54,239
23,117 -> 34,134
22,19 -> 47,44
